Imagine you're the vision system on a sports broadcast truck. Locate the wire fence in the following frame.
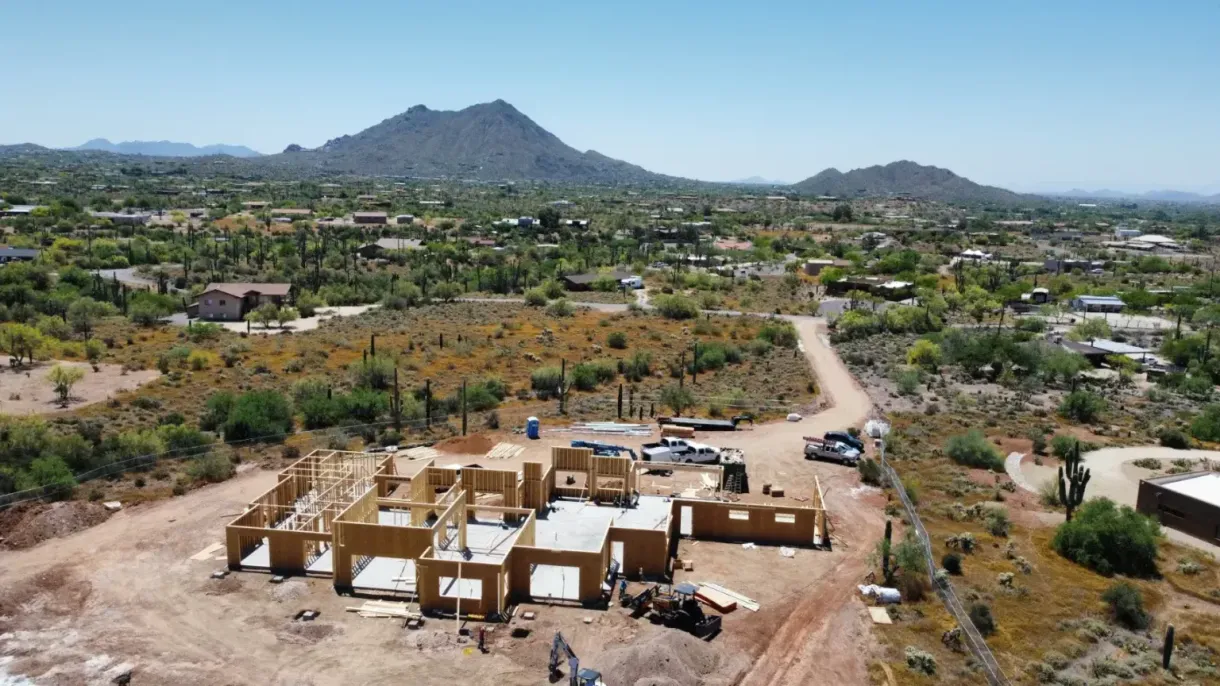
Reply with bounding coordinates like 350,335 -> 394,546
878,441 -> 1011,686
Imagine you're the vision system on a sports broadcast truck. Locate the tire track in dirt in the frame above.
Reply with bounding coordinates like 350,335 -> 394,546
738,317 -> 882,686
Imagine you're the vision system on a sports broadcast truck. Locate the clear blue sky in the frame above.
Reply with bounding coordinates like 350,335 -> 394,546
3,1 -> 1218,192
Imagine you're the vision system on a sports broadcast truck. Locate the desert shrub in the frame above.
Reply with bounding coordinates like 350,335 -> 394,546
291,377 -> 330,403
1016,317 -> 1048,333
35,315 -> 72,341
945,429 -> 1004,471
156,424 -> 212,453
942,552 -> 962,575
1026,428 -> 1047,455
1052,498 -> 1160,577
904,647 -> 936,675
524,288 -> 548,307
746,338 -> 772,356
1102,582 -> 1149,630
857,457 -> 885,486
1178,558 -> 1203,575
187,350 -> 211,371
546,298 -> 574,317
1059,390 -> 1107,423
542,280 -> 565,299
295,293 -> 325,318
299,394 -> 344,429
984,506 -> 1011,537
187,322 -> 223,342
969,603 -> 996,636
16,455 -> 75,499
607,331 -> 628,349
222,390 -> 294,442
349,354 -> 395,390
619,351 -> 652,382
652,294 -> 699,320
1189,404 -> 1220,441
894,367 -> 923,395
660,384 -> 695,415
201,391 -> 236,431
1051,434 -> 1083,459
906,339 -> 942,371
1038,479 -> 1061,507
186,453 -> 235,483
220,345 -> 242,367
1158,427 -> 1190,449
757,322 -> 798,348
341,388 -> 388,422
531,366 -> 564,399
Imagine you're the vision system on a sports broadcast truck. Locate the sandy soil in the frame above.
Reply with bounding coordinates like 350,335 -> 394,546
0,318 -> 885,686
0,357 -> 160,415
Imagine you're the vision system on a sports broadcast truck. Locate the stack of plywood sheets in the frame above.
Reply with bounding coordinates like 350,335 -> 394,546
402,447 -> 440,461
346,600 -> 419,619
485,442 -> 525,460
695,585 -> 738,613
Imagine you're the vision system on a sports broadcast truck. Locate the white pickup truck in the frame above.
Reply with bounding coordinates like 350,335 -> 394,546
641,437 -> 722,464
803,437 -> 861,465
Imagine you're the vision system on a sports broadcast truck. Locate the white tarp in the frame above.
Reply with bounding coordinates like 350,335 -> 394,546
857,584 -> 902,604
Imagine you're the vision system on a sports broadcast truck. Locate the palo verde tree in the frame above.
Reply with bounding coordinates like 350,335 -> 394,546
1058,440 -> 1091,521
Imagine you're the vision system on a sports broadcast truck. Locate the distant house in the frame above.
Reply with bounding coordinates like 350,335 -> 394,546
90,211 -> 150,226
1020,287 -> 1050,305
562,271 -> 634,292
194,282 -> 293,321
241,201 -> 269,210
356,237 -> 423,258
1045,258 -> 1104,274
826,277 -> 913,301
958,249 -> 993,262
0,204 -> 43,217
562,219 -> 590,228
1115,227 -> 1142,240
396,214 -> 416,225
1128,234 -> 1181,251
1070,295 -> 1124,313
803,258 -> 852,276
353,212 -> 388,225
0,246 -> 40,264
270,208 -> 312,219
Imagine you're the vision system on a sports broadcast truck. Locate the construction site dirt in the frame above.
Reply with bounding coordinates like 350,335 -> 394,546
0,318 -> 886,686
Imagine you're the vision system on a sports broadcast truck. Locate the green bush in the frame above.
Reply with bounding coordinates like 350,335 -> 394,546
156,424 -> 212,453
942,552 -> 962,575
524,288 -> 548,306
1189,404 -> 1220,441
531,366 -> 564,399
1158,427 -> 1190,449
607,331 -> 628,349
17,455 -> 75,499
1026,428 -> 1047,455
1052,498 -> 1161,577
222,390 -> 294,442
1051,434 -> 1083,459
341,388 -> 388,422
945,429 -> 1005,471
291,377 -> 331,403
349,354 -> 395,390
969,603 -> 996,636
652,294 -> 699,320
546,298 -> 574,317
201,391 -> 236,431
300,394 -> 344,429
542,280 -> 565,299
187,453 -> 235,483
619,351 -> 652,382
857,457 -> 885,486
984,506 -> 1011,537
757,322 -> 798,348
1102,582 -> 1149,630
1059,390 -> 1107,423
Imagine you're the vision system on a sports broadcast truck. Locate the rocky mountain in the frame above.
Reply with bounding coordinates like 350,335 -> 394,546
791,160 -> 1024,204
258,100 -> 675,184
72,139 -> 262,158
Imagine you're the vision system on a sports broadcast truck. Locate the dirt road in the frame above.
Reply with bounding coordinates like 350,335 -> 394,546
0,317 -> 884,685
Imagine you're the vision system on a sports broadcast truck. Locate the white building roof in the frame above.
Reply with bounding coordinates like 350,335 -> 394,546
1160,472 -> 1220,508
1087,339 -> 1148,355
1132,234 -> 1176,244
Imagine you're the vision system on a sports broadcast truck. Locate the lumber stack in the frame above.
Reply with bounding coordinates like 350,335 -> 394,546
485,442 -> 525,460
695,586 -> 737,613
345,600 -> 420,619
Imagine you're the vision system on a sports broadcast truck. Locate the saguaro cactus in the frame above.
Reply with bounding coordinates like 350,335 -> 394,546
1058,441 -> 1091,521
1163,625 -> 1175,669
881,520 -> 894,585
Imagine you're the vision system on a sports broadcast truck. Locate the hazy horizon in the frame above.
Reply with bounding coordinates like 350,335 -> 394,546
2,1 -> 1217,193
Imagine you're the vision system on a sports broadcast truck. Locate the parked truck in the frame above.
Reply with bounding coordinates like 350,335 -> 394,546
641,437 -> 722,464
803,437 -> 861,466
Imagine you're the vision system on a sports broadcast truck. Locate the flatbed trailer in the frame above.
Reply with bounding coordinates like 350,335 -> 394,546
657,415 -> 752,432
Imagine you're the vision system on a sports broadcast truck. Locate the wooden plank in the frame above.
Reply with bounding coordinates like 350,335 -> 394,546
697,582 -> 760,611
868,607 -> 893,625
695,586 -> 738,613
190,542 -> 224,561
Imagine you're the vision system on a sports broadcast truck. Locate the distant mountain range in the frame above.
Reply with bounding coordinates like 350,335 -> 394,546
1041,188 -> 1220,204
72,139 -> 262,158
257,100 -> 675,184
790,161 -> 1025,204
731,176 -> 789,186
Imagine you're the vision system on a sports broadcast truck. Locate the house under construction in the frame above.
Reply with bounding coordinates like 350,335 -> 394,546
226,447 -> 829,617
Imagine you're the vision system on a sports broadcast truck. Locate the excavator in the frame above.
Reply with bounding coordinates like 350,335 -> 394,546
620,583 -> 659,617
548,632 -> 606,686
648,582 -> 722,639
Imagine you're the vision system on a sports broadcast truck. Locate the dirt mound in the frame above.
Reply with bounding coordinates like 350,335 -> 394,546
270,579 -> 310,603
0,501 -> 111,549
277,621 -> 342,645
435,434 -> 496,455
0,565 -> 92,620
600,632 -> 748,686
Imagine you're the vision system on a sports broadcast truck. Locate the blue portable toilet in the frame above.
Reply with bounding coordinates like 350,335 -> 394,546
526,416 -> 540,440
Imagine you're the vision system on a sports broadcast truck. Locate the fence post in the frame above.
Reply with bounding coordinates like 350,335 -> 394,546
461,379 -> 468,436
